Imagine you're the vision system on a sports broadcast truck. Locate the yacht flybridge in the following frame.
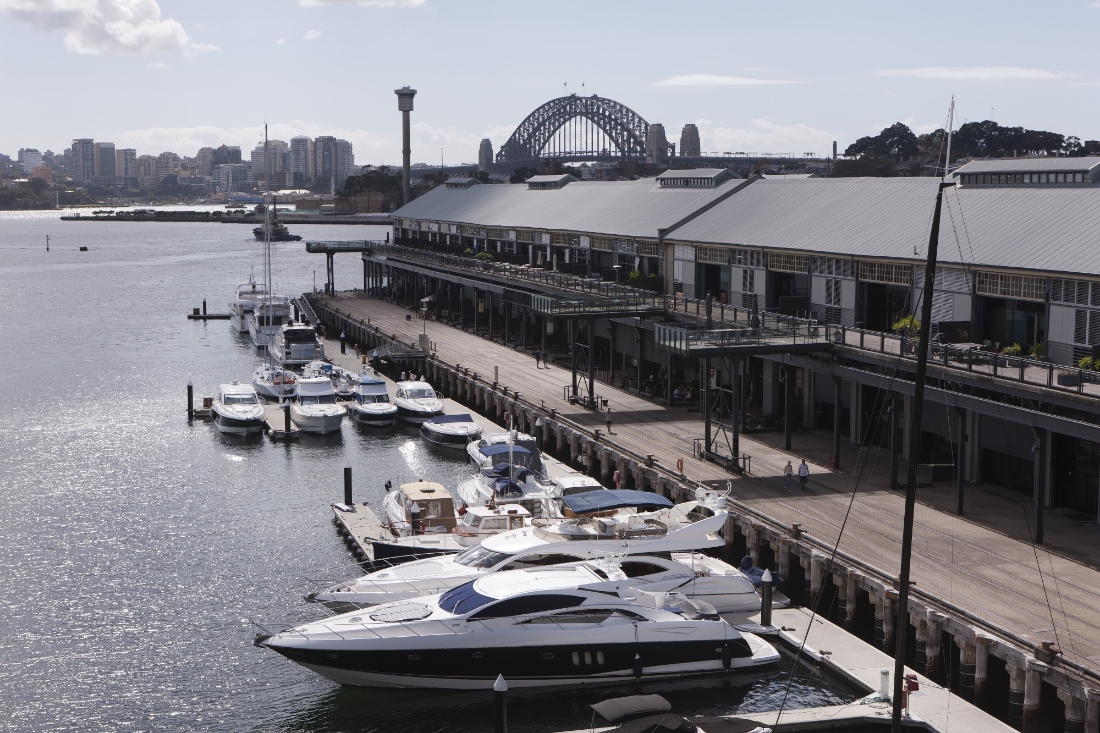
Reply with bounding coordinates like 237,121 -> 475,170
271,323 -> 325,368
247,295 -> 292,349
261,564 -> 779,689
229,281 -> 265,334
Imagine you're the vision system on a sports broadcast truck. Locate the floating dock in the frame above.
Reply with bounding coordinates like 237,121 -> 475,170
262,404 -> 299,440
186,313 -> 231,320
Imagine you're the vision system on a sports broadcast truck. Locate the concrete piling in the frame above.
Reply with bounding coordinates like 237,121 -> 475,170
187,379 -> 194,420
493,674 -> 508,733
760,569 -> 773,627
343,459 -> 353,506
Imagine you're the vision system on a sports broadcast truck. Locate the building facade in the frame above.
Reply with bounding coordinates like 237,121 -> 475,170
71,138 -> 96,184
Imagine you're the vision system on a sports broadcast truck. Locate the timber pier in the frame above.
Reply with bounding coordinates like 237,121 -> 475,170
307,287 -> 1100,733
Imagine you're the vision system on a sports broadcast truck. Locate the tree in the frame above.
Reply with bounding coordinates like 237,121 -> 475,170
508,166 -> 539,184
845,122 -> 918,162
1063,136 -> 1084,157
342,166 -> 401,196
832,156 -> 884,178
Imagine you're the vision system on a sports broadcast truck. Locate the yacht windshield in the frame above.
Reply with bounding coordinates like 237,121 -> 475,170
223,394 -> 258,405
405,388 -> 435,399
454,545 -> 513,569
356,393 -> 390,404
300,394 -> 337,405
438,580 -> 494,614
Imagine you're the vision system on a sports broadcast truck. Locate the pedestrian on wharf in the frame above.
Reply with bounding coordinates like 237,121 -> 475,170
605,406 -> 613,434
798,459 -> 809,489
533,349 -> 541,368
784,461 -> 793,492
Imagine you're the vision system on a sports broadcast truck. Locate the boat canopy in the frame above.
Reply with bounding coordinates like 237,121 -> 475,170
480,444 -> 532,460
298,377 -> 335,397
562,490 -> 674,515
425,414 -> 477,426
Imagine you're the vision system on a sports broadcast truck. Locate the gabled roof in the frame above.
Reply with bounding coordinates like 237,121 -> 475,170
953,157 -> 1100,175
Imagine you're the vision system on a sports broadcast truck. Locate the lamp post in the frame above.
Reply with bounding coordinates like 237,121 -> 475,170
395,86 -> 418,206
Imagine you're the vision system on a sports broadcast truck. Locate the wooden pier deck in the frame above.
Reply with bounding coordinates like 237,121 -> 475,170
314,291 -> 1100,687
261,403 -> 299,440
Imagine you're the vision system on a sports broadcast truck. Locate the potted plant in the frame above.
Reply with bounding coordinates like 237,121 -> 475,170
892,315 -> 920,354
996,342 -> 1021,368
1056,356 -> 1091,386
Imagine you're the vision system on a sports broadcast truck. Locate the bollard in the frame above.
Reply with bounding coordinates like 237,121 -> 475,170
760,569 -> 773,627
880,669 -> 891,699
494,365 -> 499,384
187,380 -> 194,419
343,459 -> 353,506
202,298 -> 207,315
493,675 -> 508,733
340,331 -> 346,354
283,404 -> 291,434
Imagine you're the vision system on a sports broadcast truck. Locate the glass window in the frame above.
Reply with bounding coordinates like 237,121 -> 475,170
525,610 -> 614,624
619,561 -> 670,578
438,581 -> 495,614
500,552 -> 585,571
468,594 -> 584,619
224,394 -> 258,405
454,545 -> 514,568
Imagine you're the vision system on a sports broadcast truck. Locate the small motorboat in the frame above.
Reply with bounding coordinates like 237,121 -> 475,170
375,481 -> 459,563
261,563 -> 780,689
420,413 -> 482,449
347,370 -> 398,427
392,380 -> 444,423
453,504 -> 530,547
210,381 -> 265,435
251,363 -> 297,401
302,359 -> 356,400
467,432 -> 543,473
291,377 -> 347,434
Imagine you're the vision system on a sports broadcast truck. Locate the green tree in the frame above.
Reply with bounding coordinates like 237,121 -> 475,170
342,167 -> 401,196
509,166 -> 539,184
845,122 -> 919,162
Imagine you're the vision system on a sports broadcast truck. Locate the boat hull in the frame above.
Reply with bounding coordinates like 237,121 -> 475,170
395,405 -> 443,424
348,404 -> 398,427
370,538 -> 459,566
419,426 -> 481,448
291,408 -> 346,434
212,411 -> 265,435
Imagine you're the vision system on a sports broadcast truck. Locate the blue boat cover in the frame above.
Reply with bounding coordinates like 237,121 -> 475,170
562,489 -> 674,514
426,414 -> 477,425
480,444 -> 532,458
482,463 -> 533,482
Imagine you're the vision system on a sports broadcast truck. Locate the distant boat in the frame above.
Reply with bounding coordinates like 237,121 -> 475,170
253,219 -> 301,242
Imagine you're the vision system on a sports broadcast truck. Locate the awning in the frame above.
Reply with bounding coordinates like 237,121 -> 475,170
563,489 -> 673,515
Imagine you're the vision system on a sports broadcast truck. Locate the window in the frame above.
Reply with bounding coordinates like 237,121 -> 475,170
591,236 -> 612,251
454,546 -> 514,568
438,581 -> 495,614
550,232 -> 569,246
468,594 -> 584,619
619,561 -> 669,578
742,268 -> 755,293
525,610 -> 613,624
637,240 -> 659,257
859,261 -> 913,285
696,246 -> 725,263
811,256 -> 854,278
976,271 -> 1046,302
516,230 -> 533,243
223,394 -> 258,405
768,252 -> 809,273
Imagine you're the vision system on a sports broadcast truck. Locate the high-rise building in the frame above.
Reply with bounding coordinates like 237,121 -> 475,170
213,163 -> 249,192
312,137 -> 354,190
335,139 -> 354,190
135,155 -> 158,186
213,144 -> 242,165
478,139 -> 493,172
250,139 -> 288,185
115,148 -> 137,177
71,139 -> 96,184
20,148 -> 42,174
194,147 -> 216,176
156,151 -> 181,180
94,142 -> 116,178
679,124 -> 701,157
290,136 -> 312,181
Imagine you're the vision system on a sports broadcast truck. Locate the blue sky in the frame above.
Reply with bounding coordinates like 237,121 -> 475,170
2,0 -> 1098,165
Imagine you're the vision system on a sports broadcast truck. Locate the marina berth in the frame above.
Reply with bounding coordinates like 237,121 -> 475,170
392,380 -> 444,423
290,377 -> 347,434
419,413 -> 483,448
261,564 -> 780,689
210,382 -> 265,435
347,369 -> 398,426
270,322 -> 325,368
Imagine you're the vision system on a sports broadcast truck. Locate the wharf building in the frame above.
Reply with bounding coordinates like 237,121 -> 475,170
385,157 -> 1100,523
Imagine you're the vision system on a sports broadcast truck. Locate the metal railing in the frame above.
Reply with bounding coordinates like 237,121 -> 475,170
656,321 -> 829,353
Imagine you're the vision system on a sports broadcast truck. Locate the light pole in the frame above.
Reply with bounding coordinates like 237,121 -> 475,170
395,86 -> 417,207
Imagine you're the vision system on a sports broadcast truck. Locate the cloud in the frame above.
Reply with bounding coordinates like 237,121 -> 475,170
146,60 -> 168,69
300,0 -> 425,6
303,29 -> 321,40
875,66 -> 1069,81
0,0 -> 219,55
653,74 -> 803,87
275,38 -> 285,44
693,118 -> 839,157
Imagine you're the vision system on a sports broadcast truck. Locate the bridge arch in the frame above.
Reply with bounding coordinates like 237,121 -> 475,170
496,95 -> 651,164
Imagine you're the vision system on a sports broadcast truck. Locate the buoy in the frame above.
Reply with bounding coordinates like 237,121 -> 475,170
677,457 -> 684,472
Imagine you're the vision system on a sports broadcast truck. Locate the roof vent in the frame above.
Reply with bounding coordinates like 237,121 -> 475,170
526,174 -> 578,190
445,177 -> 480,189
656,168 -> 737,188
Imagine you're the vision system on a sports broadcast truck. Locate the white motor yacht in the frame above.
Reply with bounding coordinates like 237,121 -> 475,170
453,504 -> 531,547
347,370 -> 398,426
467,432 -> 543,473
302,360 -> 356,400
210,382 -> 265,435
420,413 -> 483,449
261,564 -> 780,689
229,281 -> 265,334
251,364 -> 298,401
375,481 -> 459,563
291,377 -> 347,434
247,295 -> 292,349
392,380 -> 444,423
309,509 -> 728,610
270,322 -> 325,368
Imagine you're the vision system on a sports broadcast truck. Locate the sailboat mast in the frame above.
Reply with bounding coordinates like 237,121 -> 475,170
891,181 -> 954,732
943,97 -> 955,179
264,123 -> 271,297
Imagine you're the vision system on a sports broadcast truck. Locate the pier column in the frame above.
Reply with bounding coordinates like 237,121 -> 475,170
956,635 -> 976,701
1059,690 -> 1087,733
599,448 -> 610,480
974,632 -> 992,708
833,572 -> 847,625
810,553 -> 827,608
569,433 -> 580,465
749,523 -> 764,565
913,615 -> 928,673
784,364 -> 793,450
1033,426 -> 1047,544
1007,662 -> 1026,729
1023,659 -> 1048,733
882,589 -> 897,653
873,595 -> 886,649
1085,689 -> 1100,733
925,613 -> 944,680
845,572 -> 862,629
955,406 -> 967,514
889,395 -> 900,490
800,554 -> 812,609
831,376 -> 842,469
777,540 -> 792,588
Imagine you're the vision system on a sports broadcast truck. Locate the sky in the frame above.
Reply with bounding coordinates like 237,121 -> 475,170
1,0 -> 1099,166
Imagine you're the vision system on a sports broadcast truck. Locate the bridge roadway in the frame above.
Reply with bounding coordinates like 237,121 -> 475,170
320,290 -> 1100,685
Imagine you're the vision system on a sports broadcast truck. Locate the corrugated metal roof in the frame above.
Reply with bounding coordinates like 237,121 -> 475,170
953,157 -> 1100,174
394,177 -> 747,238
667,177 -> 1100,276
656,168 -> 732,179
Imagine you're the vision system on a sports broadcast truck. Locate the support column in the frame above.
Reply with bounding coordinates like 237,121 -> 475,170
913,615 -> 928,673
832,376 -> 842,469
784,364 -> 793,451
849,380 -> 861,445
890,395 -> 900,491
882,589 -> 897,652
956,406 -> 967,515
956,636 -> 976,701
732,358 -> 741,466
1085,689 -> 1100,733
1057,689 -> 1086,733
609,322 -> 616,384
703,356 -> 712,454
587,319 -> 596,407
833,573 -> 847,624
845,572 -> 862,629
810,553 -> 827,609
488,293 -> 495,341
1024,659 -> 1048,733
570,318 -> 579,398
1007,662 -> 1026,730
1033,426 -> 1046,544
925,613 -> 944,680
973,632 -> 992,709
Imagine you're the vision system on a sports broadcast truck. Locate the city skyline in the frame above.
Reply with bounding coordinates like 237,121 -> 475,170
2,0 -> 1099,166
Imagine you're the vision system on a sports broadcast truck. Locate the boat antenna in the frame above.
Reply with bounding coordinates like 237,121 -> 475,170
891,180 -> 955,732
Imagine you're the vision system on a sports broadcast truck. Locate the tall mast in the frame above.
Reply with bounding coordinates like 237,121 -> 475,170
943,97 -> 955,179
892,181 -> 955,732
264,123 -> 271,297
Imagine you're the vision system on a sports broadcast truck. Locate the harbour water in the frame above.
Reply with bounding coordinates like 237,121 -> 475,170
0,210 -> 859,732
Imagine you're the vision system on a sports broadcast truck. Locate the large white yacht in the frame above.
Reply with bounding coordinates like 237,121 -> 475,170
210,382 -> 266,435
392,380 -> 444,423
247,295 -> 292,349
309,508 -> 728,610
261,564 -> 780,689
291,377 -> 347,434
270,322 -> 325,368
229,281 -> 265,334
347,370 -> 398,426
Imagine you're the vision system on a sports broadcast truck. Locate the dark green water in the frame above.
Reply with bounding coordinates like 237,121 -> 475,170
0,210 -> 860,731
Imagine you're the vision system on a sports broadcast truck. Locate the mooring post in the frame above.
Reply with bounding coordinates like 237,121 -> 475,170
493,674 -> 508,733
340,330 -> 347,354
283,403 -> 291,434
760,569 -> 773,627
186,380 -> 194,420
343,459 -> 353,506
202,298 -> 207,315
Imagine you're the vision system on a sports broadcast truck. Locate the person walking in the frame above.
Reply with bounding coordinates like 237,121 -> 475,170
798,459 -> 809,490
605,406 -> 613,434
784,461 -> 793,492
533,349 -> 541,368
612,468 -> 622,490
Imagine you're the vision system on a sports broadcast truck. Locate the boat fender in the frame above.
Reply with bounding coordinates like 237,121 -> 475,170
633,653 -> 643,678
384,480 -> 392,492
677,458 -> 684,472
722,643 -> 732,670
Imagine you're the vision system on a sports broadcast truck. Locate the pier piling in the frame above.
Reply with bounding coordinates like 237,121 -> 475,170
493,675 -> 508,733
202,298 -> 207,315
187,380 -> 194,420
283,404 -> 291,434
344,459 -> 353,506
761,569 -> 773,627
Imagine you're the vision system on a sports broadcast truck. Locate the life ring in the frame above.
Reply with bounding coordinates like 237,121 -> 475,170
677,457 -> 684,472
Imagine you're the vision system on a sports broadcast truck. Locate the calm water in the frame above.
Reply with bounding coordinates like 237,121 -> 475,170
0,210 -> 859,732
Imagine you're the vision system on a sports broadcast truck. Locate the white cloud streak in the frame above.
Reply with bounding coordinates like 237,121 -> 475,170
694,118 -> 838,157
653,74 -> 803,87
875,66 -> 1069,81
303,29 -> 321,40
0,0 -> 219,55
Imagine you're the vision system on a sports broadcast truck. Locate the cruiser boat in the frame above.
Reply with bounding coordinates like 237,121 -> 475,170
455,461 -> 608,519
210,381 -> 265,435
302,360 -> 356,400
229,280 -> 265,334
252,363 -> 297,401
420,414 -> 483,449
347,370 -> 398,426
253,219 -> 301,242
308,508 -> 728,610
260,564 -> 780,689
467,432 -> 543,473
247,295 -> 292,349
291,377 -> 347,434
270,322 -> 324,368
375,481 -> 460,563
392,380 -> 444,423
